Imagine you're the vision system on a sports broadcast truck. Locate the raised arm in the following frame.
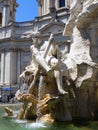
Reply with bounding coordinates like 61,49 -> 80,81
43,34 -> 54,59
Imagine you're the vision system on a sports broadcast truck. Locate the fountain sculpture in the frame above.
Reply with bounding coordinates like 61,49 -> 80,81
14,0 -> 98,123
15,32 -> 72,122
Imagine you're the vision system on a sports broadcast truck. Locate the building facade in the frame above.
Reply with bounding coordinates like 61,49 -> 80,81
0,0 -> 71,91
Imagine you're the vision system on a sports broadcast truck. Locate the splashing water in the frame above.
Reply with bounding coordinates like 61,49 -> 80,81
26,122 -> 47,129
36,76 -> 44,120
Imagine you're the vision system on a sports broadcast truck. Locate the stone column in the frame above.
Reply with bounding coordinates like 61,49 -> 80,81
38,5 -> 42,16
47,0 -> 50,13
55,0 -> 59,8
4,52 -> 11,85
17,50 -> 21,84
41,0 -> 44,15
49,0 -> 55,8
4,50 -> 18,85
66,0 -> 70,8
65,0 -> 68,8
44,0 -> 48,14
38,0 -> 42,16
12,2 -> 17,22
43,0 -> 45,15
2,2 -> 10,26
0,51 -> 5,84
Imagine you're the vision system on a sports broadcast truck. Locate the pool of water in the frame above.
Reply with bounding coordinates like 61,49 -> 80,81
0,104 -> 98,130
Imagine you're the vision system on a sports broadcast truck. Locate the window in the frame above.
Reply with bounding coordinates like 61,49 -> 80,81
0,13 -> 2,26
59,0 -> 65,7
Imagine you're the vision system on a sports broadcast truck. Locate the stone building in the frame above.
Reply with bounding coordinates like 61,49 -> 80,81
0,0 -> 70,91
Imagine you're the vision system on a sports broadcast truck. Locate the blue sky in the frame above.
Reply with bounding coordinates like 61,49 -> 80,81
16,0 -> 38,22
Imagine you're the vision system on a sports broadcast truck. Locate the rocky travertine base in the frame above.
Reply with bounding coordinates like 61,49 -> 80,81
63,0 -> 98,120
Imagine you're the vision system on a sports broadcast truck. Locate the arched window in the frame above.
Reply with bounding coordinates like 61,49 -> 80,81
59,0 -> 65,7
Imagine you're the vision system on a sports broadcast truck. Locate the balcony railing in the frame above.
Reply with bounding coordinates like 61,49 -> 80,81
12,21 -> 34,27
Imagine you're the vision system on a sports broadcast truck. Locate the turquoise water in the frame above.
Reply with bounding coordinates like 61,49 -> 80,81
0,105 -> 98,130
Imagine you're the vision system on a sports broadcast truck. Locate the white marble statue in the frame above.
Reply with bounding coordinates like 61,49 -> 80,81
21,31 -> 68,95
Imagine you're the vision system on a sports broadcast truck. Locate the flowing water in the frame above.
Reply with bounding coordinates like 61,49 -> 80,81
0,104 -> 98,130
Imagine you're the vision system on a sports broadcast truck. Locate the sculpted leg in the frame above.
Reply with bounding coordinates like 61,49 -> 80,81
28,70 -> 39,94
54,70 -> 68,95
34,53 -> 52,73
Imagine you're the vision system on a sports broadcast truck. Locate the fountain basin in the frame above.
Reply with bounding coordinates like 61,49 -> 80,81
0,104 -> 98,130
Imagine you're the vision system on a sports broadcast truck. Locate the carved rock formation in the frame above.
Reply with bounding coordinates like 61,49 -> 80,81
4,107 -> 13,116
63,0 -> 98,87
63,0 -> 98,119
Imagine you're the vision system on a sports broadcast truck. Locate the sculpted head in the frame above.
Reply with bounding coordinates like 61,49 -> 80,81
31,31 -> 42,46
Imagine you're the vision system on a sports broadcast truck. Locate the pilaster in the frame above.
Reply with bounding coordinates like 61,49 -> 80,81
17,50 -> 21,84
0,50 -> 5,84
2,2 -> 10,26
55,0 -> 59,8
4,52 -> 11,85
49,0 -> 55,8
2,0 -> 18,27
38,3 -> 42,16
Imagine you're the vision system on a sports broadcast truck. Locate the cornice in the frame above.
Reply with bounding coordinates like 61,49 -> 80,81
0,37 -> 32,43
0,47 -> 30,53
